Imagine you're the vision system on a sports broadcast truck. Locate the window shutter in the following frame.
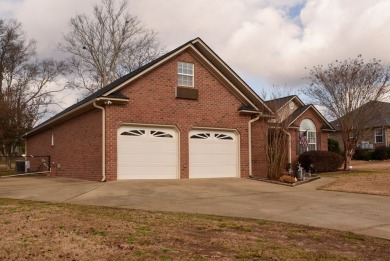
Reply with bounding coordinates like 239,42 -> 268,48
296,131 -> 300,155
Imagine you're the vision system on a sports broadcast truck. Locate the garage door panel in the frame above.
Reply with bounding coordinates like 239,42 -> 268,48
190,153 -> 236,163
190,166 -> 236,177
189,129 -> 238,179
117,126 -> 178,179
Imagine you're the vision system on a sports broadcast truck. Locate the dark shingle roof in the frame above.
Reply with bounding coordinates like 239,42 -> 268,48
283,104 -> 311,125
29,38 -> 197,132
265,95 -> 296,112
105,92 -> 129,99
238,105 -> 257,111
331,101 -> 390,130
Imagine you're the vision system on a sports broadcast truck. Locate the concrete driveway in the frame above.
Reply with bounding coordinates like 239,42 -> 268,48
0,175 -> 389,240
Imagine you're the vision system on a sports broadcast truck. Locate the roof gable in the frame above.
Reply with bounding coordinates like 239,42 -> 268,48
26,38 -> 273,136
265,95 -> 304,113
285,104 -> 334,130
265,95 -> 334,131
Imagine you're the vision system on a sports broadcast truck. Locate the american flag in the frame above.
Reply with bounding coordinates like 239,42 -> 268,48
299,130 -> 308,148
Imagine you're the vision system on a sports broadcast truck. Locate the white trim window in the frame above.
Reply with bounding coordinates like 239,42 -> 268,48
178,62 -> 194,87
375,128 -> 384,143
299,119 -> 316,153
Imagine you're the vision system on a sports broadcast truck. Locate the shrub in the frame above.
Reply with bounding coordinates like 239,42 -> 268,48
353,148 -> 374,161
279,175 -> 295,183
328,138 -> 341,154
373,146 -> 390,160
361,151 -> 374,161
298,151 -> 344,173
352,148 -> 363,160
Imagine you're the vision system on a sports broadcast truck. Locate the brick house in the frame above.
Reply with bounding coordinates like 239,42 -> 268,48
25,38 -> 275,181
265,95 -> 334,165
330,101 -> 390,150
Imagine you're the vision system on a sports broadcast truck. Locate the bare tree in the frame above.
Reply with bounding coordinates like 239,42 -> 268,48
262,90 -> 295,180
306,55 -> 390,170
59,0 -> 164,95
0,19 -> 68,159
266,120 -> 290,180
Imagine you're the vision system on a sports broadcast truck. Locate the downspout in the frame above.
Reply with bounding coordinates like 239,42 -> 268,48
283,130 -> 292,164
93,101 -> 106,182
248,114 -> 261,177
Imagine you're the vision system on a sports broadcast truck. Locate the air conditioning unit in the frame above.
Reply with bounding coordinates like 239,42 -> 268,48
360,141 -> 373,149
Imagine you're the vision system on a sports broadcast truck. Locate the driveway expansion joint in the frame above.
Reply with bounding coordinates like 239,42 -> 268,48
62,183 -> 106,203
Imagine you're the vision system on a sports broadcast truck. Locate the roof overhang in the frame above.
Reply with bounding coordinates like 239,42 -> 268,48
280,96 -> 304,113
288,105 -> 334,131
24,97 -> 129,137
26,37 -> 275,137
103,38 -> 273,113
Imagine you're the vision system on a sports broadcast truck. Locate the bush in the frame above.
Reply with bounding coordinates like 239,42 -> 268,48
361,151 -> 374,161
353,148 -> 374,161
373,146 -> 387,160
298,151 -> 344,173
328,138 -> 341,154
373,146 -> 390,160
279,175 -> 295,184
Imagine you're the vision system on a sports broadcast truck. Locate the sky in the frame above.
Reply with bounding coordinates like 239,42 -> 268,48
1,0 -> 390,112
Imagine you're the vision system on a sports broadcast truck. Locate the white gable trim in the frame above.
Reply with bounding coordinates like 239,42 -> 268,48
276,96 -> 305,113
288,105 -> 334,130
102,43 -> 258,109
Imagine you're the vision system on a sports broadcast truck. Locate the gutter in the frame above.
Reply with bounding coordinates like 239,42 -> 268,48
93,101 -> 106,182
24,100 -> 96,137
248,114 -> 261,177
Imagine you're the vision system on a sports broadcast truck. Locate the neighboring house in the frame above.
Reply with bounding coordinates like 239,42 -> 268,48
330,101 -> 390,150
265,95 -> 334,164
25,38 -> 275,181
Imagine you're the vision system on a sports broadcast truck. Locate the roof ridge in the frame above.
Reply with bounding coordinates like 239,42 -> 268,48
265,95 -> 296,102
30,38 -> 198,131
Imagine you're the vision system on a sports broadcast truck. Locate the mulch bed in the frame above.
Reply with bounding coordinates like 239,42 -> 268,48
249,176 -> 321,187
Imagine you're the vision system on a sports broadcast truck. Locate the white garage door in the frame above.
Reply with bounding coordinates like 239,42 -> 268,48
189,129 -> 238,178
117,126 -> 178,179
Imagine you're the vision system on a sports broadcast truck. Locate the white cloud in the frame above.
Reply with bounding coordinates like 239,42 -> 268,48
12,0 -> 96,58
1,0 -> 390,109
219,0 -> 390,90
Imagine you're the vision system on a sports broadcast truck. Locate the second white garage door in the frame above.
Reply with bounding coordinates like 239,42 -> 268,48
189,129 -> 239,178
117,126 -> 178,179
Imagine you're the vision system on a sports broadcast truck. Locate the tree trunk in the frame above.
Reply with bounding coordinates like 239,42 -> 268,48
343,149 -> 350,170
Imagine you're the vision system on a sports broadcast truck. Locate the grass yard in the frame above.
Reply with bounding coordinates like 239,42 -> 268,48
319,160 -> 390,196
1,198 -> 389,260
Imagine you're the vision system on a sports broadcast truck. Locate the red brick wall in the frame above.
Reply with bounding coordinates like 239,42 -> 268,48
290,108 -> 329,164
251,119 -> 269,178
26,110 -> 103,181
104,50 -> 268,180
26,49 -> 270,181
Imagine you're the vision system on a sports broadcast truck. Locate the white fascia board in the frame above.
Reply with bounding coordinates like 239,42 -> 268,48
25,99 -> 97,137
288,105 -> 334,130
276,96 -> 304,113
102,42 -> 259,110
